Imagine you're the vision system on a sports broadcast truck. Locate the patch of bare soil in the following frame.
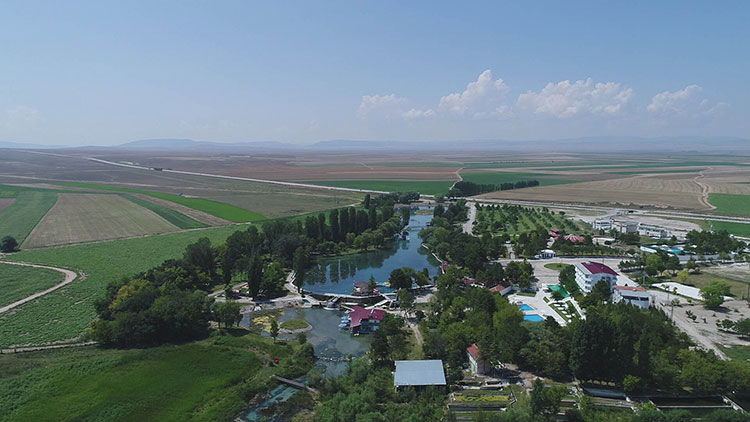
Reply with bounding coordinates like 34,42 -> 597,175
0,198 -> 15,212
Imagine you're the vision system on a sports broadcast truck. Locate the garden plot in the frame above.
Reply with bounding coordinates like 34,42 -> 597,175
22,193 -> 179,248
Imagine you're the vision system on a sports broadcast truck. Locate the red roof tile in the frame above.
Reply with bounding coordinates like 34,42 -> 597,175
467,344 -> 481,360
581,261 -> 618,276
349,306 -> 385,328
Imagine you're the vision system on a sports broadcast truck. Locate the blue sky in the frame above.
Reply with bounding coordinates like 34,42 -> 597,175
1,1 -> 748,145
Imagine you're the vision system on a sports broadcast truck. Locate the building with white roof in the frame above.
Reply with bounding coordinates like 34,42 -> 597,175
612,285 -> 651,309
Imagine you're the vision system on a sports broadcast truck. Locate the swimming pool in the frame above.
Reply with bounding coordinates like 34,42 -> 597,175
524,314 -> 544,322
517,304 -> 534,312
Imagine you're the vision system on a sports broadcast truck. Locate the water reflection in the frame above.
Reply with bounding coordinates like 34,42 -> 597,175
303,211 -> 440,295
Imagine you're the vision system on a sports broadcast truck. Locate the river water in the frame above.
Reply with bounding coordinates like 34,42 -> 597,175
302,210 -> 440,295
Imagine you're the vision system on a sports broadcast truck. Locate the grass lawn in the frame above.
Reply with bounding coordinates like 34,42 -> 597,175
58,182 -> 265,223
0,191 -> 58,244
307,180 -> 454,195
122,194 -> 207,229
718,344 -> 750,362
0,263 -> 63,308
709,220 -> 750,237
280,318 -> 310,331
0,331 -> 302,422
460,172 -> 575,187
668,271 -> 749,299
0,225 -> 246,347
708,193 -> 750,216
544,263 -> 571,271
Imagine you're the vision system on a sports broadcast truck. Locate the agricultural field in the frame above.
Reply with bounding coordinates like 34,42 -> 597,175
480,174 -> 708,210
22,193 -> 180,249
59,182 -> 265,223
708,193 -> 750,216
0,262 -> 63,308
0,191 -> 58,244
460,171 -> 574,187
710,221 -> 750,237
308,180 -> 454,195
0,332 -> 300,422
0,224 -> 245,347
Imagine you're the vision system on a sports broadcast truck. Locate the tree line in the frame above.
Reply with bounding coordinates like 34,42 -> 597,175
447,180 -> 541,197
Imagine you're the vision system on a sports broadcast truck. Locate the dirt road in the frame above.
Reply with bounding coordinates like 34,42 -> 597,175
0,261 -> 78,314
694,169 -> 717,210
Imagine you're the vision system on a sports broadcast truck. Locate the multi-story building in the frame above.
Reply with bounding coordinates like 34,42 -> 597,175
574,261 -> 618,294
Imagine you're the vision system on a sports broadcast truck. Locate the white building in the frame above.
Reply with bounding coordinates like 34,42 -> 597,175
537,249 -> 556,259
574,261 -> 618,294
593,218 -> 613,231
612,285 -> 652,309
613,220 -> 639,234
638,224 -> 669,239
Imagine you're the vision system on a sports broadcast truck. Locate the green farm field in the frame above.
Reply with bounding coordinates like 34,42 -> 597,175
59,182 -> 265,223
308,180 -> 454,195
0,224 -> 245,347
0,191 -> 58,244
460,171 -> 575,186
22,194 -> 180,249
708,193 -> 750,216
0,332 -> 302,422
122,194 -> 207,229
710,221 -> 750,237
0,263 -> 63,308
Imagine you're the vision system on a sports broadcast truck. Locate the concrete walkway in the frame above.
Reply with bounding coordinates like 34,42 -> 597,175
0,261 -> 79,314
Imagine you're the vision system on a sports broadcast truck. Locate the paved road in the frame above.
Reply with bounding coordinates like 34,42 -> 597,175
0,260 -> 78,314
462,201 -> 476,234
650,289 -> 728,359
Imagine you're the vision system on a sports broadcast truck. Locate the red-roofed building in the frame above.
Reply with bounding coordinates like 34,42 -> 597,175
466,344 -> 490,375
348,306 -> 385,334
574,261 -> 618,294
564,234 -> 586,244
549,228 -> 563,239
613,285 -> 651,309
489,283 -> 513,296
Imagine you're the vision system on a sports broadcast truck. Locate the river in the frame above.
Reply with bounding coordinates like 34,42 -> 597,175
302,209 -> 440,295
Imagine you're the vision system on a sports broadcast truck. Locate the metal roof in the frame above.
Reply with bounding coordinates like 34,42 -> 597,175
393,360 -> 446,387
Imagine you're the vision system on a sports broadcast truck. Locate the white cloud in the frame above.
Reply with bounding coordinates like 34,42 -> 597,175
647,85 -> 726,116
516,78 -> 632,118
402,108 -> 435,120
439,70 -> 509,116
358,94 -> 406,118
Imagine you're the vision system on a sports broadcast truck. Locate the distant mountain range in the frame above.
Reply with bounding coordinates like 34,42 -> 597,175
1,136 -> 749,153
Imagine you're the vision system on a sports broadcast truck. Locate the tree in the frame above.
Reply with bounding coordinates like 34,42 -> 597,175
214,300 -> 241,328
0,236 -> 18,253
270,319 -> 279,342
701,280 -> 730,309
292,247 -> 308,292
329,208 -> 340,242
529,379 -> 565,421
686,258 -> 699,274
247,254 -> 263,298
183,237 -> 216,277
363,193 -> 371,209
734,318 -> 750,337
645,254 -> 664,276
397,289 -> 415,318
676,269 -> 690,284
389,268 -> 412,290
